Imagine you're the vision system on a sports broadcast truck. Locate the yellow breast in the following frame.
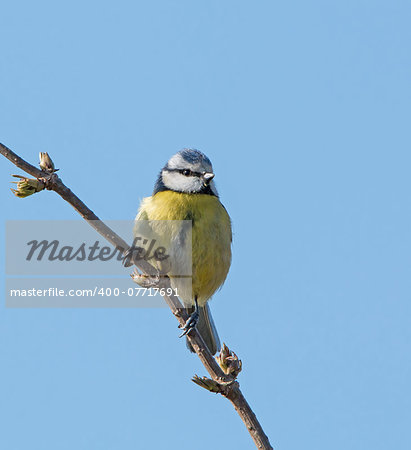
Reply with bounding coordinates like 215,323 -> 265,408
136,191 -> 232,305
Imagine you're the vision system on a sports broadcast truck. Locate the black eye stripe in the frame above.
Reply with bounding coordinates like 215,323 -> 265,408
167,168 -> 203,177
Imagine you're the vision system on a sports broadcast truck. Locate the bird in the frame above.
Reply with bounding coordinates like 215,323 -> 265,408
131,149 -> 232,355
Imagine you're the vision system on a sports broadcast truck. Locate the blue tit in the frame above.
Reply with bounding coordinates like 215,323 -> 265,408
133,149 -> 232,355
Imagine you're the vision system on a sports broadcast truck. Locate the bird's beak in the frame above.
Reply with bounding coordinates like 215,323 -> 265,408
202,172 -> 215,186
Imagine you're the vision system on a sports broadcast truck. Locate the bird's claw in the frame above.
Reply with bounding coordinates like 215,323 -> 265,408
130,268 -> 160,288
179,298 -> 199,338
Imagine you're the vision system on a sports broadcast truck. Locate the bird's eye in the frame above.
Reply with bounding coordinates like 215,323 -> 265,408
182,169 -> 191,176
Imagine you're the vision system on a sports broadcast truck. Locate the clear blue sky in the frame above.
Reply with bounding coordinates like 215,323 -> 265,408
1,1 -> 410,449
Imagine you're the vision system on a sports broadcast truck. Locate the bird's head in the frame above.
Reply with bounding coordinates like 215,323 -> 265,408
154,149 -> 218,196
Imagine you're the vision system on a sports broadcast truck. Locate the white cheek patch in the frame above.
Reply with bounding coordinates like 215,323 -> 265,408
162,170 -> 203,193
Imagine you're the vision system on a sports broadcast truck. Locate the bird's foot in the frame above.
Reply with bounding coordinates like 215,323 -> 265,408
130,268 -> 160,288
179,298 -> 199,338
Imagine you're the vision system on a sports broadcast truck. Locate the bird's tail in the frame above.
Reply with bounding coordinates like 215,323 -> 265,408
186,303 -> 220,355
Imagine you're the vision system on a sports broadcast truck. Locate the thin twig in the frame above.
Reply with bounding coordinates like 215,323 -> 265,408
1,142 -> 273,449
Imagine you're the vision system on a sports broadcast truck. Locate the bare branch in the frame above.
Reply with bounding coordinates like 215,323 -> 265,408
1,142 -> 273,449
